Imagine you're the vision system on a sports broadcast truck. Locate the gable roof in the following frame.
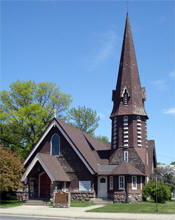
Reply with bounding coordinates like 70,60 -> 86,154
98,161 -> 145,176
112,161 -> 145,176
22,153 -> 70,182
24,118 -> 111,174
55,118 -> 110,171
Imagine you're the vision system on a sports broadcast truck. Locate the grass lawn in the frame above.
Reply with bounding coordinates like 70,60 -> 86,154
87,200 -> 175,214
71,200 -> 95,207
0,200 -> 23,208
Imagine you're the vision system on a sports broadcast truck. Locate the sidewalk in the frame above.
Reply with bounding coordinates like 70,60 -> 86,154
0,204 -> 175,220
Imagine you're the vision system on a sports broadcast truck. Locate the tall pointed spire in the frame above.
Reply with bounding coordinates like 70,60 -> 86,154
110,14 -> 147,118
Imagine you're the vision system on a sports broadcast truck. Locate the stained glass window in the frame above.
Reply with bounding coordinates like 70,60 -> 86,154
51,134 -> 60,155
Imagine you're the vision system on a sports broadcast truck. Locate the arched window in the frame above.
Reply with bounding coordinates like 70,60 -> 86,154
121,86 -> 130,105
51,134 -> 60,156
123,89 -> 129,105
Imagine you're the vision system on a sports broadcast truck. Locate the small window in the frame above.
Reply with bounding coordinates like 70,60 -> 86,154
51,134 -> 60,156
137,116 -> 141,121
100,178 -> 106,183
123,116 -> 128,121
140,176 -> 143,190
109,176 -> 113,190
132,176 -> 137,190
119,176 -> 125,190
79,181 -> 91,191
124,151 -> 128,162
123,89 -> 129,105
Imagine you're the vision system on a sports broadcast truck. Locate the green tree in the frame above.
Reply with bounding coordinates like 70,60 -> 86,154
170,161 -> 175,165
96,135 -> 109,142
67,106 -> 100,135
154,166 -> 175,194
0,80 -> 72,158
156,162 -> 165,165
0,145 -> 24,192
142,180 -> 171,203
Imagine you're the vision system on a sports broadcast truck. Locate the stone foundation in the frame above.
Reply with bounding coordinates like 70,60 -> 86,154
16,186 -> 29,201
71,191 -> 95,201
128,193 -> 142,203
114,192 -> 142,203
114,192 -> 126,203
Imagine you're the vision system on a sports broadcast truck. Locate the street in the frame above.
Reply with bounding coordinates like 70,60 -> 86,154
0,215 -> 84,220
0,215 -> 97,220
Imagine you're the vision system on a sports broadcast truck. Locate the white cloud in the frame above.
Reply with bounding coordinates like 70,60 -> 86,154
88,29 -> 119,71
97,112 -> 105,119
152,80 -> 167,90
163,108 -> 175,115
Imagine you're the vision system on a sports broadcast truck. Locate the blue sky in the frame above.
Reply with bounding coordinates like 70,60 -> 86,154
1,1 -> 175,164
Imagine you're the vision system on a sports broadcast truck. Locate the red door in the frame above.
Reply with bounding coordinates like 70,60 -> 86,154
40,173 -> 51,198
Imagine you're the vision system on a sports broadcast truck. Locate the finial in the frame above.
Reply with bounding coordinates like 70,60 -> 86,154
54,108 -> 57,118
126,1 -> 128,15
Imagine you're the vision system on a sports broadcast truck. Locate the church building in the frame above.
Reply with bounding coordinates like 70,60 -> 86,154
22,14 -> 156,203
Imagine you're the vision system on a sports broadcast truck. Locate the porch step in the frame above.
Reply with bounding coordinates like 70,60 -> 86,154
90,198 -> 113,205
24,199 -> 49,206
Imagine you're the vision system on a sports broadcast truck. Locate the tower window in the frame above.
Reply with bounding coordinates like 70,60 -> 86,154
124,151 -> 128,162
123,89 -> 128,105
121,86 -> 130,105
123,116 -> 129,147
137,116 -> 142,147
123,116 -> 128,121
51,134 -> 60,156
113,118 -> 118,149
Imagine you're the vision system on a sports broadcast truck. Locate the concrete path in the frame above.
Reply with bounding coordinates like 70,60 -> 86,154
0,204 -> 175,220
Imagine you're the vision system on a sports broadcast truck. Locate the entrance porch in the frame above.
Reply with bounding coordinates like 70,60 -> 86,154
22,153 -> 70,200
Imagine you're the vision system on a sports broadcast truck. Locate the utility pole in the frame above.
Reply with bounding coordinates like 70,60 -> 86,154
155,175 -> 158,212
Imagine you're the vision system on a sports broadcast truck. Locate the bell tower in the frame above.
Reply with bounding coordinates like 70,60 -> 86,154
110,14 -> 148,150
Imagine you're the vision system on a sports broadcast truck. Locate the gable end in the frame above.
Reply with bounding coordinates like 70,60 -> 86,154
24,119 -> 95,175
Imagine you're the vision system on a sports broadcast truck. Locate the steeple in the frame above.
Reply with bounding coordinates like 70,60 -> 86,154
110,14 -> 148,150
110,14 -> 147,118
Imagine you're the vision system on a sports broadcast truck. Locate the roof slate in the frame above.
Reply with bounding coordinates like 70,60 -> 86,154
112,161 -> 145,176
110,14 -> 147,118
55,118 -> 110,173
98,161 -> 145,176
147,140 -> 157,170
38,153 -> 70,181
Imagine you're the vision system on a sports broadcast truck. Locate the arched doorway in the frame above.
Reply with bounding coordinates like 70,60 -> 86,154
39,172 -> 51,199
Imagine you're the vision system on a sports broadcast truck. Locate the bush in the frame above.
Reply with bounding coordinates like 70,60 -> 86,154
0,145 -> 24,192
142,181 -> 171,203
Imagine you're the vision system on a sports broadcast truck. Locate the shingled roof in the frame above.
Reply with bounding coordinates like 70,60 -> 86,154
112,161 -> 145,175
56,118 -> 110,173
148,140 -> 157,170
98,161 -> 145,176
38,153 -> 70,181
24,118 -> 111,174
110,14 -> 147,118
22,152 -> 70,182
